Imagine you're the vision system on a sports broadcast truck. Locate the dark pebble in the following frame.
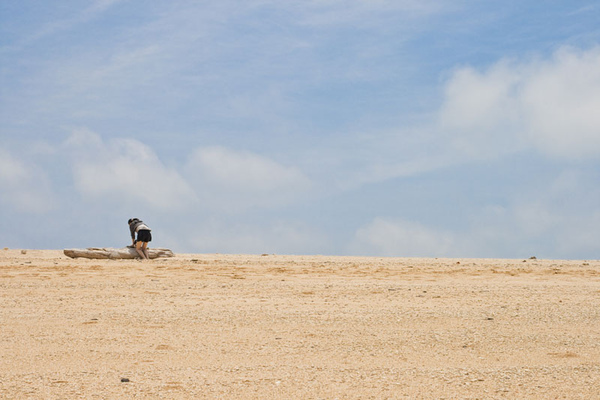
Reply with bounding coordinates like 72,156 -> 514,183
121,378 -> 130,383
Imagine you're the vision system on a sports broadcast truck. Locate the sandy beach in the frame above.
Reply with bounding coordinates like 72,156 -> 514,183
1,249 -> 599,399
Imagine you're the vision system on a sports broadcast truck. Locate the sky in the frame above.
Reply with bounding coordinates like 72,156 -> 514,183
1,0 -> 600,259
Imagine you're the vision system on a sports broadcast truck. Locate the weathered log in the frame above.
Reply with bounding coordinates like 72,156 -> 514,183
63,247 -> 174,260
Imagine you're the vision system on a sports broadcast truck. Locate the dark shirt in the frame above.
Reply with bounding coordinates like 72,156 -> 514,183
129,220 -> 151,240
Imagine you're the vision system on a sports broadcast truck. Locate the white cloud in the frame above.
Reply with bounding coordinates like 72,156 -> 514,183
0,149 -> 28,184
351,217 -> 459,257
65,129 -> 197,210
185,146 -> 312,210
554,210 -> 600,257
508,168 -> 600,257
440,46 -> 600,159
352,165 -> 600,258
521,47 -> 600,158
0,148 -> 55,213
186,218 -> 327,255
439,60 -> 526,158
64,133 -> 313,213
295,47 -> 600,191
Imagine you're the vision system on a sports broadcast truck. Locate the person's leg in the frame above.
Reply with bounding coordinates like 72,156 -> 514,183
135,241 -> 147,260
141,242 -> 150,260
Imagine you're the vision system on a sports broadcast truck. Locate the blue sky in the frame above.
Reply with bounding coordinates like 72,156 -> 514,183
1,1 -> 600,258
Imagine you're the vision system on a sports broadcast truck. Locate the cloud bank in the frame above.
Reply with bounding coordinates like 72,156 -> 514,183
350,46 -> 600,258
440,46 -> 600,160
185,146 -> 312,211
65,129 -> 196,211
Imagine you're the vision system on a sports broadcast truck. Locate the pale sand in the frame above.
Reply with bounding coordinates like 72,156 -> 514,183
1,249 -> 599,399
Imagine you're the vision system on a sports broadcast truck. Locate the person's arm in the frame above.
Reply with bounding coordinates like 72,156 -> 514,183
130,224 -> 136,244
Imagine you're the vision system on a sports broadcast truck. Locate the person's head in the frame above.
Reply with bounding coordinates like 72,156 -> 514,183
128,218 -> 139,225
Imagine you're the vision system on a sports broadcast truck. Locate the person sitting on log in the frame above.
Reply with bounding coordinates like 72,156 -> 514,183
128,218 -> 152,260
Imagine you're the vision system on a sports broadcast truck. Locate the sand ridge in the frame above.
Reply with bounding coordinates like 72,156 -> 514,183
1,249 -> 599,398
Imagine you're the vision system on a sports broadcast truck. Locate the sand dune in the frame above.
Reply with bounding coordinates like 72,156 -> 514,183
1,249 -> 599,399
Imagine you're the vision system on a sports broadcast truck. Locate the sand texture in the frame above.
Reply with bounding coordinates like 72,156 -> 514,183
1,249 -> 599,399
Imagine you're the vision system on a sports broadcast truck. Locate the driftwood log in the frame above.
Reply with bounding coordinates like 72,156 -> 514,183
63,247 -> 174,260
